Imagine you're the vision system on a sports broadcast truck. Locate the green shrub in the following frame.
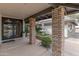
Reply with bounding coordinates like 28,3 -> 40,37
41,36 -> 52,48
36,25 -> 42,33
35,25 -> 52,48
36,32 -> 49,40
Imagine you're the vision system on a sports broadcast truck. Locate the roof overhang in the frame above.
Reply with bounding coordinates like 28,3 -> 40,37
25,3 -> 79,23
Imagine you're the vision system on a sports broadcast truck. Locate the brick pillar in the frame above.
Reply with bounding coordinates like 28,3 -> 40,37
29,17 -> 36,44
52,6 -> 65,56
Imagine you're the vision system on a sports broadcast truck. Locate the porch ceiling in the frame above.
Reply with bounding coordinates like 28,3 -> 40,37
0,3 -> 50,19
25,3 -> 79,23
0,3 -> 79,21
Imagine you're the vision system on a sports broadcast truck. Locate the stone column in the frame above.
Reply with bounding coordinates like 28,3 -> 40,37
29,17 -> 36,44
52,6 -> 65,56
23,19 -> 26,38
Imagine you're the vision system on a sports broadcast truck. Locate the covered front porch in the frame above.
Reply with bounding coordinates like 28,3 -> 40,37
0,3 -> 79,56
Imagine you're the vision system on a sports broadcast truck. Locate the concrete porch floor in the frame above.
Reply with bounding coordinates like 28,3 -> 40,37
0,36 -> 79,56
63,38 -> 79,56
63,32 -> 79,56
0,38 -> 52,56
